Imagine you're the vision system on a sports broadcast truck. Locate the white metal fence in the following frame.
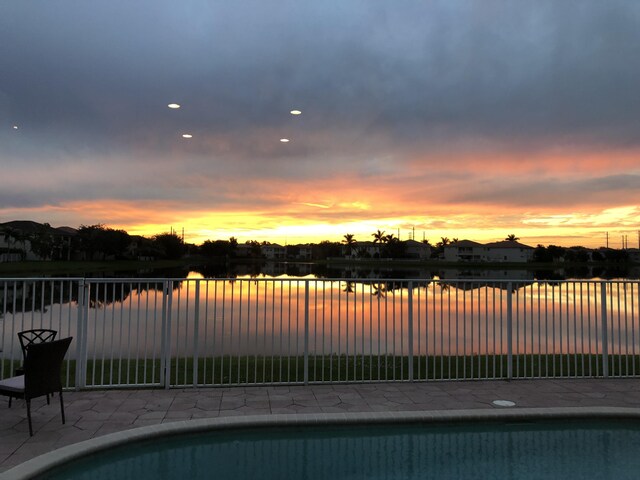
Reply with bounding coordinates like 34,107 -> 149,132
1,278 -> 639,388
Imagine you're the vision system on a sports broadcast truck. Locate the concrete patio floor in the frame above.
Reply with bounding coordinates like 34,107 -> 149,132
2,378 -> 640,474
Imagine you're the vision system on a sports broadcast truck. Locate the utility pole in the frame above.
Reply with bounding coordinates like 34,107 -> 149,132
606,231 -> 609,248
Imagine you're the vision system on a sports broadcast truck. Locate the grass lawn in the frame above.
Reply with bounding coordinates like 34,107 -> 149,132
4,354 -> 636,389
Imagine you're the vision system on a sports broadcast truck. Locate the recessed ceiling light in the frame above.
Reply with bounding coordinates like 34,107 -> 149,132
290,110 -> 302,115
168,103 -> 181,109
182,134 -> 193,139
280,138 -> 290,143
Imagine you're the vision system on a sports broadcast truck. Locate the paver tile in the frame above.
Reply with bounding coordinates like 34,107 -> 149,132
3,379 -> 640,474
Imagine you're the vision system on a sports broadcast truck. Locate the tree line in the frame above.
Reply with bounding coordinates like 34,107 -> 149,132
1,224 -> 187,261
2,223 -> 632,264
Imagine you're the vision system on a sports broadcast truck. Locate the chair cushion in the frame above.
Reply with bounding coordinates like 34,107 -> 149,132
0,375 -> 25,393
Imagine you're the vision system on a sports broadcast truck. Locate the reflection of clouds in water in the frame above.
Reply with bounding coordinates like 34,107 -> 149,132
2,278 -> 638,382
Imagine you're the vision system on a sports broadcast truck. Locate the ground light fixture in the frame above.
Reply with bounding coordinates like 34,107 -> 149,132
492,400 -> 516,407
290,109 -> 302,115
168,103 -> 181,109
182,134 -> 193,139
280,138 -> 290,143
12,125 -> 18,129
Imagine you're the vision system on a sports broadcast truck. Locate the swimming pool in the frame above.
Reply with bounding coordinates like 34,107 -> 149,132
8,410 -> 640,480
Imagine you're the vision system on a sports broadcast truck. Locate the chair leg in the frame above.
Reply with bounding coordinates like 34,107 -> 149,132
26,399 -> 33,436
59,390 -> 65,425
46,394 -> 50,405
8,396 -> 12,408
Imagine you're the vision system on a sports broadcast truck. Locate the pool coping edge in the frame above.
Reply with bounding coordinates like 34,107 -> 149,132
4,406 -> 640,480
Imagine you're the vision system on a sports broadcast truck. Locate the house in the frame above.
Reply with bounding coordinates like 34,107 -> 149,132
286,245 -> 313,260
444,239 -> 534,263
483,240 -> 534,263
261,243 -> 286,260
341,241 -> 382,258
443,240 -> 485,262
626,248 -> 640,263
0,220 -> 76,261
404,239 -> 431,259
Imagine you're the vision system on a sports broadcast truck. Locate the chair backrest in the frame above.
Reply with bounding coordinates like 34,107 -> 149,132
18,329 -> 57,359
23,337 -> 73,399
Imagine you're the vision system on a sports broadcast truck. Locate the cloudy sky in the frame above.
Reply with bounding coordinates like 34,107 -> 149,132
1,0 -> 639,247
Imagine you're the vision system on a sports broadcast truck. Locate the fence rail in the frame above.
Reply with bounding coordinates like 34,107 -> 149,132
1,277 -> 639,389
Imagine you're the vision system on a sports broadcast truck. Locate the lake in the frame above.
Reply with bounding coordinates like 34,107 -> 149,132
2,274 -> 639,387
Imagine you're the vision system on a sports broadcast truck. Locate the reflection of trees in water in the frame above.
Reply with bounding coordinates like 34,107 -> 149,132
436,280 -> 535,293
87,282 -> 134,308
89,280 -> 182,308
342,281 -> 355,294
0,280 -> 76,315
371,283 -> 387,298
0,279 -> 182,315
340,279 -> 438,297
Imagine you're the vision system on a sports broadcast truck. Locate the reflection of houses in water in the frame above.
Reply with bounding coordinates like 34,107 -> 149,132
324,265 -> 433,280
0,280 -> 55,315
258,262 -> 314,278
0,280 -> 171,316
438,269 -> 534,281
435,270 -> 535,292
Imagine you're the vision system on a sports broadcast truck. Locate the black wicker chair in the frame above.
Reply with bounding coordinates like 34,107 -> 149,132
15,329 -> 58,376
0,337 -> 73,436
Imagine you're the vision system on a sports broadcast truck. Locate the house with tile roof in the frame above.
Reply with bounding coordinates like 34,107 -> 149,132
483,240 -> 534,262
444,239 -> 534,263
443,240 -> 485,262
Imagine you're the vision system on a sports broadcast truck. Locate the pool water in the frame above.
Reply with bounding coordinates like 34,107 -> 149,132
43,420 -> 640,480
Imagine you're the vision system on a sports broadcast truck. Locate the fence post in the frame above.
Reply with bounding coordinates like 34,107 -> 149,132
193,281 -> 200,388
303,280 -> 310,385
161,280 -> 174,389
506,282 -> 513,381
408,282 -> 414,382
600,281 -> 609,378
75,279 -> 88,390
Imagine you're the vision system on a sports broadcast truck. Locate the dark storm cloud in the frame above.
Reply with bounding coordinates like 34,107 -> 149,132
2,0 -> 640,161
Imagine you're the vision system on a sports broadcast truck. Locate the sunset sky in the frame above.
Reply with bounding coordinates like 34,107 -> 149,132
1,1 -> 639,248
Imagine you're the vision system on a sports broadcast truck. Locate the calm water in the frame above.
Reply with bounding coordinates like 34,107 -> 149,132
1,274 -> 639,361
43,420 -> 640,480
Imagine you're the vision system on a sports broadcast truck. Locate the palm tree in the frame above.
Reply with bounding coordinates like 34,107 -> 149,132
505,234 -> 519,242
342,233 -> 356,245
13,230 -> 30,260
342,233 -> 357,255
372,229 -> 386,243
2,227 -> 17,255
